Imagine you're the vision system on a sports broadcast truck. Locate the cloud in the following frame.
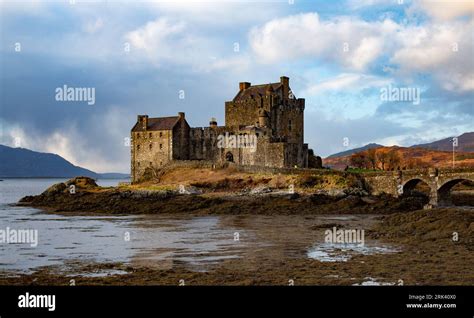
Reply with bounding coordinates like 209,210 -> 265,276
413,0 -> 474,20
250,12 -> 473,93
124,17 -> 251,73
390,20 -> 474,93
249,13 -> 396,70
305,73 -> 392,95
83,18 -> 104,34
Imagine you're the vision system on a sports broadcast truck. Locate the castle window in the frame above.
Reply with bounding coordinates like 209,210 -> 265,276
137,162 -> 140,167
149,144 -> 152,150
160,161 -> 163,166
159,132 -> 163,138
149,133 -> 152,138
160,144 -> 163,149
288,120 -> 292,132
137,133 -> 140,138
137,145 -> 140,150
149,162 -> 152,166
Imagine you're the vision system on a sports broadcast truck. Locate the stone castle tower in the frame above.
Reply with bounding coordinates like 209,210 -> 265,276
131,76 -> 310,182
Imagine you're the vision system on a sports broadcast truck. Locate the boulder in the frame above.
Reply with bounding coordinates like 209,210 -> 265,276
41,182 -> 67,196
178,185 -> 203,195
250,186 -> 272,195
65,176 -> 98,189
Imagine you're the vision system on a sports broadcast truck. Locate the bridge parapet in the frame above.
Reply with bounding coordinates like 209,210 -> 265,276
361,168 -> 474,207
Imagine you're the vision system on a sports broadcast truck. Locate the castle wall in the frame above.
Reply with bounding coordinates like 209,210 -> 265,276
131,77 -> 311,182
131,130 -> 173,182
172,118 -> 190,160
225,96 -> 273,129
189,127 -> 225,161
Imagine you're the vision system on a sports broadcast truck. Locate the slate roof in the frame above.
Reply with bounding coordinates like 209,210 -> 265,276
131,116 -> 180,132
233,83 -> 282,101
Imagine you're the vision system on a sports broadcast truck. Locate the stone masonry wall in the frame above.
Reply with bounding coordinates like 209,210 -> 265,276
131,130 -> 173,182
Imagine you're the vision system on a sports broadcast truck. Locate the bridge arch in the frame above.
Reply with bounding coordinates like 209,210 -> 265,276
437,177 -> 474,206
402,178 -> 432,197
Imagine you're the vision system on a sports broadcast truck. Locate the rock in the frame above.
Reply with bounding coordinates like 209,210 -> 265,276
344,187 -> 369,197
65,176 -> 98,189
178,185 -> 202,195
41,182 -> 67,196
338,195 -> 362,206
250,186 -> 272,195
326,189 -> 346,198
287,192 -> 300,200
361,197 -> 377,204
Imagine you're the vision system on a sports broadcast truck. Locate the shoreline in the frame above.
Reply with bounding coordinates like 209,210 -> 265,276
0,207 -> 472,286
16,176 -> 431,216
3,176 -> 472,286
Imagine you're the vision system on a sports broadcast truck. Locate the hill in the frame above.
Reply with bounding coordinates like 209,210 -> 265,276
323,145 -> 474,169
0,145 -> 129,178
411,132 -> 474,153
326,143 -> 383,159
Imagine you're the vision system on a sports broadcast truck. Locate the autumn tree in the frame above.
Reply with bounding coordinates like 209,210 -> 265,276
350,152 -> 367,169
377,150 -> 388,171
366,148 -> 378,170
387,150 -> 401,170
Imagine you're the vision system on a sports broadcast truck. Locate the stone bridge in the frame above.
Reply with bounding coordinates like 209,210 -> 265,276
362,168 -> 474,207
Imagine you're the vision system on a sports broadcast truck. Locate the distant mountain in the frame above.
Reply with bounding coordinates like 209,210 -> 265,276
323,132 -> 474,169
411,132 -> 474,153
326,143 -> 383,159
323,146 -> 474,169
0,145 -> 129,179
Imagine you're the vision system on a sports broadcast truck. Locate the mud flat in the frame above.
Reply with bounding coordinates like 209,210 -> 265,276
4,176 -> 472,286
0,207 -> 472,286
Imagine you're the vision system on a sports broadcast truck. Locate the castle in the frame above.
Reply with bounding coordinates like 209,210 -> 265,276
131,76 -> 312,182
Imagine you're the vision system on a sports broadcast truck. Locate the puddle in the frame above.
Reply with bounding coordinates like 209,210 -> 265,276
307,243 -> 399,262
66,269 -> 129,278
353,277 -> 396,286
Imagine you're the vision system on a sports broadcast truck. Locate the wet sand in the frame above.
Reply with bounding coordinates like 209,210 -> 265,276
1,207 -> 472,286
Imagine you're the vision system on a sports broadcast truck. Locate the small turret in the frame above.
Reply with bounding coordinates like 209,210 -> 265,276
258,109 -> 269,128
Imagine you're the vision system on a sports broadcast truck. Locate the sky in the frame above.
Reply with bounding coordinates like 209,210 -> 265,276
0,0 -> 473,173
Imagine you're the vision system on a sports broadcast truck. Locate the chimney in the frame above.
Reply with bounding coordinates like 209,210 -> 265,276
209,117 -> 217,129
239,82 -> 251,91
178,112 -> 185,120
138,115 -> 148,130
280,76 -> 289,99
